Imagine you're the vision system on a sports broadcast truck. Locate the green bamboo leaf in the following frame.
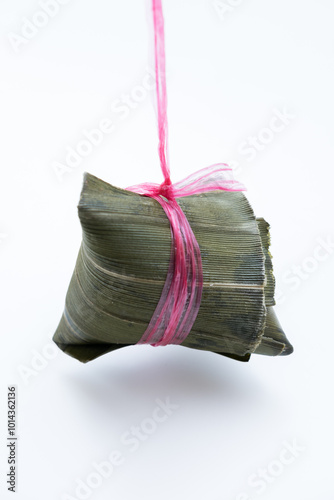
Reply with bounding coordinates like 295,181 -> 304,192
53,173 -> 293,363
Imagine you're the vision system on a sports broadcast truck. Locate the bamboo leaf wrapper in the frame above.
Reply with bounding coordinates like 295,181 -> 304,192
53,173 -> 293,363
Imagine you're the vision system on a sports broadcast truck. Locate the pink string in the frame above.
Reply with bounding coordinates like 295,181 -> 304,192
126,0 -> 245,347
152,0 -> 170,184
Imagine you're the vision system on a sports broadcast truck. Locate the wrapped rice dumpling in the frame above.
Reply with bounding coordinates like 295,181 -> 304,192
53,0 -> 293,365
52,173 -> 293,363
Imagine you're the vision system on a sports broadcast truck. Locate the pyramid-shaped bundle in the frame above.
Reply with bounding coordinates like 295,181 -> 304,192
53,173 -> 293,363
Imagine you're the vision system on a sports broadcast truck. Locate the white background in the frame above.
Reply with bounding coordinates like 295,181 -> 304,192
1,0 -> 334,499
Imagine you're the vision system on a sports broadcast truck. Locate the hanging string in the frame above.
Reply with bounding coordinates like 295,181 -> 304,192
152,0 -> 170,184
127,0 -> 245,346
